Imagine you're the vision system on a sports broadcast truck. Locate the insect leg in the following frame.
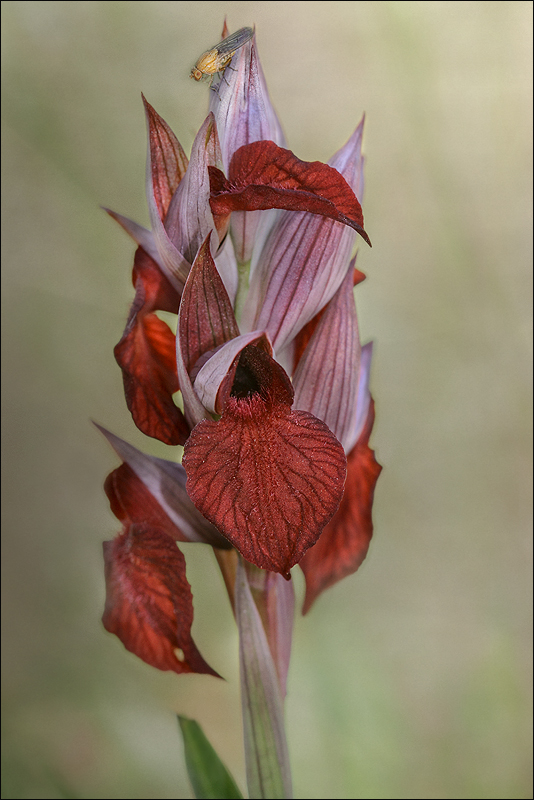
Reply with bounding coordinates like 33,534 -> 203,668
210,84 -> 221,97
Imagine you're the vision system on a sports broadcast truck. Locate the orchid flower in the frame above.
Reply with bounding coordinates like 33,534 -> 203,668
99,24 -> 380,799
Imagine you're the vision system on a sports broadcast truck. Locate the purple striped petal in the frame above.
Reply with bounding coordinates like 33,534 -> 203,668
210,34 -> 286,266
241,118 -> 366,353
346,340 -> 374,454
292,262 -> 361,452
165,113 -> 223,264
143,97 -> 191,287
176,235 -> 240,425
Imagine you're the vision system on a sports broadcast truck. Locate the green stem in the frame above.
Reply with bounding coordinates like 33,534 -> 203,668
235,558 -> 293,799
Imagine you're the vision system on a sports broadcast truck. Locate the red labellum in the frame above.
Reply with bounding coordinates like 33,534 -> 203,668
209,140 -> 371,246
183,348 -> 347,576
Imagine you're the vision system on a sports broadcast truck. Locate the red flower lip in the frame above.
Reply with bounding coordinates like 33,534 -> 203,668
183,345 -> 348,577
209,140 -> 371,248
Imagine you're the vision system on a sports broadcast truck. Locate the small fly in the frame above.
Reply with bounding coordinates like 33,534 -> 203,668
190,26 -> 254,84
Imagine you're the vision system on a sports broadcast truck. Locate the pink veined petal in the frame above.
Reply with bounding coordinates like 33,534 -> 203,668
244,210 -> 356,354
214,233 -> 239,307
329,116 -> 365,204
178,235 -> 240,374
176,234 -> 241,424
176,333 -> 208,429
105,462 -> 191,544
142,97 -> 191,287
165,113 -> 224,264
210,34 -> 286,173
240,119 -> 367,353
210,32 -> 286,264
142,94 -> 189,220
103,209 -> 179,286
346,340 -> 374,454
292,260 -> 361,453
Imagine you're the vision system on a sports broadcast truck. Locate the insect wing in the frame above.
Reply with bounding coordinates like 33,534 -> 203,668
214,26 -> 254,57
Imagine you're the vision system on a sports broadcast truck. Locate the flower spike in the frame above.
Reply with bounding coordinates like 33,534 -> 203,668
100,24 -> 381,736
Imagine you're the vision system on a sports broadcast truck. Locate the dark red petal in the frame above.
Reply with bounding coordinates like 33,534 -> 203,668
115,312 -> 189,446
300,400 -> 382,614
105,463 -> 191,542
115,246 -> 186,445
130,245 -> 181,315
102,524 -> 220,676
353,266 -> 366,286
178,234 -> 240,375
209,140 -> 371,246
183,392 -> 347,577
142,95 -> 189,221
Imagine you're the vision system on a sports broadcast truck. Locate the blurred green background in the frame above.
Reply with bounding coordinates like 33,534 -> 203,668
2,2 -> 532,798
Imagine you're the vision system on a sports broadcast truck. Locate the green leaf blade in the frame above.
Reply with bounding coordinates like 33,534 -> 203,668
178,715 -> 243,799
